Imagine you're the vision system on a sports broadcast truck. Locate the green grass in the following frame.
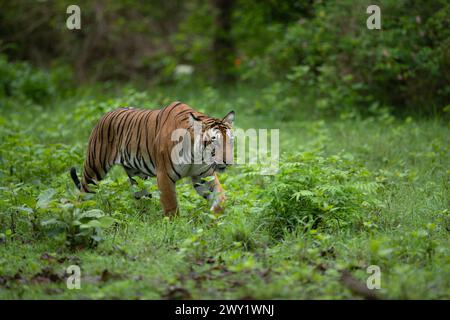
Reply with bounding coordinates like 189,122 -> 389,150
0,85 -> 449,299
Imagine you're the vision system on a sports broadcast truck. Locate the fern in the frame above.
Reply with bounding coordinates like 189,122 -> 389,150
262,151 -> 381,240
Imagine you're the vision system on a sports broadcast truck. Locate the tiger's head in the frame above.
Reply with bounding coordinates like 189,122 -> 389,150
189,111 -> 235,172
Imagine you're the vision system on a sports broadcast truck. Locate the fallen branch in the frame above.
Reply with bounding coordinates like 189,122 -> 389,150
340,270 -> 382,300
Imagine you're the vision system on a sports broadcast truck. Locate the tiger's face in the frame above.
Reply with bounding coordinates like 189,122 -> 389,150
190,111 -> 235,172
204,121 -> 234,172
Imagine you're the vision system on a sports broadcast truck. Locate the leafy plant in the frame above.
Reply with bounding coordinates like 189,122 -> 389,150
42,205 -> 117,249
262,151 -> 381,240
0,54 -> 57,105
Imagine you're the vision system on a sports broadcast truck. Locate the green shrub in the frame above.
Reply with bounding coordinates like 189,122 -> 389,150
262,151 -> 381,240
0,55 -> 56,104
240,0 -> 450,114
0,132 -> 81,185
42,205 -> 117,249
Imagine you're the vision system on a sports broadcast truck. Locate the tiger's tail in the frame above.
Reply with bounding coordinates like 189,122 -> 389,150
70,167 -> 82,190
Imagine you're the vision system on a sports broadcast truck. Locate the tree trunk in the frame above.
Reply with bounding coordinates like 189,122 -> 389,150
212,0 -> 236,83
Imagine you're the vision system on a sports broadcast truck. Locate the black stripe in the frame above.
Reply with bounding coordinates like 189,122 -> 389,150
164,149 -> 181,179
142,158 -> 155,176
89,132 -> 101,178
143,110 -> 156,170
115,111 -> 135,164
132,157 -> 141,172
163,153 -> 179,182
108,109 -> 127,143
124,149 -> 131,165
85,176 -> 96,185
97,114 -> 110,175
146,147 -> 156,171
174,109 -> 192,120
163,149 -> 181,179
116,111 -> 134,143
90,127 -> 98,168
170,161 -> 181,179
91,165 -> 102,181
124,110 -> 141,153
101,111 -> 118,172
134,112 -> 145,159
198,165 -> 213,177
106,111 -> 123,167
160,102 -> 182,129
155,109 -> 163,136
167,173 -> 175,184
119,110 -> 138,150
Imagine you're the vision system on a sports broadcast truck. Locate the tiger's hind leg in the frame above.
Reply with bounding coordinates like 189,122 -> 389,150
123,167 -> 151,199
192,174 -> 225,214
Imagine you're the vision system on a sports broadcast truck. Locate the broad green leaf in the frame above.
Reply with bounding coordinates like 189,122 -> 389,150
36,188 -> 56,209
80,209 -> 105,219
80,220 -> 102,229
98,216 -> 116,228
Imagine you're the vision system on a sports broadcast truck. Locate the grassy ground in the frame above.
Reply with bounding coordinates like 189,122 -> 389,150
0,85 -> 449,299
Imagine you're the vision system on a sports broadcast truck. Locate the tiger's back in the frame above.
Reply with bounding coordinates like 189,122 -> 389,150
80,102 -> 189,190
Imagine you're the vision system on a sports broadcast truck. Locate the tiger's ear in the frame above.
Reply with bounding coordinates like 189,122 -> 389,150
223,111 -> 235,125
188,112 -> 201,126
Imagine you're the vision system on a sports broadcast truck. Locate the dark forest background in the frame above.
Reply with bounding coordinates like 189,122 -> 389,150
0,0 -> 448,115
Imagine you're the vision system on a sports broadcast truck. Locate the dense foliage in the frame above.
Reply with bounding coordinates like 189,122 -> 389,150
0,0 -> 448,300
1,0 -> 448,113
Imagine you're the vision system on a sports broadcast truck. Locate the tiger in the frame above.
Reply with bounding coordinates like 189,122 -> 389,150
70,101 -> 235,216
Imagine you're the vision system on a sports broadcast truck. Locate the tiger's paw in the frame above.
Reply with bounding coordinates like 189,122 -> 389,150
210,195 -> 226,214
210,203 -> 225,215
164,206 -> 180,219
134,190 -> 151,199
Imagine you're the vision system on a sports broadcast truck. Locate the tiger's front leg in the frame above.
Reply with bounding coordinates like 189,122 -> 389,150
192,173 -> 225,214
157,172 -> 179,216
